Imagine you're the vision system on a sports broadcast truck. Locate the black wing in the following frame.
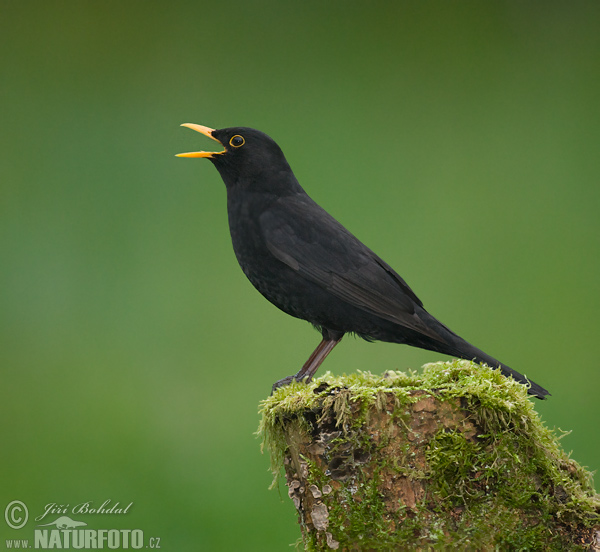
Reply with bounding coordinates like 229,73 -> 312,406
259,194 -> 446,341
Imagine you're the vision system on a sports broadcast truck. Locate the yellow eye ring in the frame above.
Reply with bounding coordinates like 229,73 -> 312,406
229,135 -> 245,148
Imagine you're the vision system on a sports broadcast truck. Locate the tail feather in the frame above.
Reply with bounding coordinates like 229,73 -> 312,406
450,341 -> 550,399
414,311 -> 550,399
471,351 -> 549,399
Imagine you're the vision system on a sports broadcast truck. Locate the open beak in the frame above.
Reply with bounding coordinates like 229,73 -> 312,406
176,123 -> 225,158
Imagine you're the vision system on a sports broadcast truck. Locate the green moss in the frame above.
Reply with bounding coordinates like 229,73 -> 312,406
258,360 -> 600,550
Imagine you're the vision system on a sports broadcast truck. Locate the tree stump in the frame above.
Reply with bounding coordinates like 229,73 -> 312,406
259,361 -> 600,551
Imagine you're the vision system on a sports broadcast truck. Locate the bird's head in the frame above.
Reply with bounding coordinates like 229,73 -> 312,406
177,124 -> 300,194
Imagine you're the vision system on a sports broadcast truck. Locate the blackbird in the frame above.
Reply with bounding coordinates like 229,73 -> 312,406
177,124 -> 549,399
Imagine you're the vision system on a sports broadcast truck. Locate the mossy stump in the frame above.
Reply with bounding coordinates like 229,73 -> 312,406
259,361 -> 600,551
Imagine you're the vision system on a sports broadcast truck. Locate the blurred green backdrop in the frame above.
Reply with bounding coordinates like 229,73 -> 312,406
1,2 -> 599,550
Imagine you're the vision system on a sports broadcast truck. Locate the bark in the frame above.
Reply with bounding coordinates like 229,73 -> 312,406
259,362 -> 600,551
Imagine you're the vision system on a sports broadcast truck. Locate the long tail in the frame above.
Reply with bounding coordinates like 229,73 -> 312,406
456,341 -> 550,399
415,312 -> 551,399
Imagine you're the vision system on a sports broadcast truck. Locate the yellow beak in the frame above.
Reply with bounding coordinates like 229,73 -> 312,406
176,123 -> 225,158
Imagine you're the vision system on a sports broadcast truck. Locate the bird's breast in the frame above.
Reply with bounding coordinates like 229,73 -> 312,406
225,192 -> 323,321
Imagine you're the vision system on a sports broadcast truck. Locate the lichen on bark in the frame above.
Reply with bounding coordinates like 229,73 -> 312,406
258,361 -> 600,551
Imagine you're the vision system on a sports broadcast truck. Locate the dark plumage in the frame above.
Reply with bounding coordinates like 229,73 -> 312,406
177,124 -> 549,399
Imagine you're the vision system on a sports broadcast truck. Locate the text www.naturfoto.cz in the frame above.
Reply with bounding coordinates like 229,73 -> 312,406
6,529 -> 157,549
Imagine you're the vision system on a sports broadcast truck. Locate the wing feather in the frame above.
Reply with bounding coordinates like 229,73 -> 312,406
260,195 -> 444,340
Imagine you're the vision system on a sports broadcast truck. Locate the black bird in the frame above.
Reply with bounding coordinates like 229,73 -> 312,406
177,124 -> 549,399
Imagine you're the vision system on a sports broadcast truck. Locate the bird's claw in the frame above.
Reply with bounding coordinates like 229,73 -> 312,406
271,374 -> 308,394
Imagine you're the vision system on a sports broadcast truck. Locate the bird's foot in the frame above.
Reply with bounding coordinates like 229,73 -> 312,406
271,374 -> 309,394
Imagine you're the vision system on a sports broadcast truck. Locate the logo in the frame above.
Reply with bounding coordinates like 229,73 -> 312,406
5,501 -> 28,530
4,500 -> 161,549
37,516 -> 87,529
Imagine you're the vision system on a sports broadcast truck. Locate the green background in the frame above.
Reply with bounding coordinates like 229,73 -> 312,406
2,2 -> 599,549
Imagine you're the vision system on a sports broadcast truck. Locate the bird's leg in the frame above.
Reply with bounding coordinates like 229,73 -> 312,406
295,337 -> 342,382
271,336 -> 343,393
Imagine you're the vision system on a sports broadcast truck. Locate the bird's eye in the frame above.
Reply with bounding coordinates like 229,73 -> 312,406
230,135 -> 245,148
